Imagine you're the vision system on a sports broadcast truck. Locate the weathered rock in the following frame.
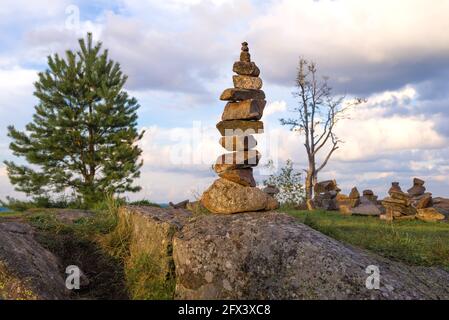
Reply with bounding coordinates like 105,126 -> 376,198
216,120 -> 264,136
173,212 -> 449,299
214,163 -> 251,174
216,150 -> 261,167
407,178 -> 426,197
408,187 -> 426,197
382,191 -> 417,220
349,187 -> 360,199
361,190 -> 378,203
337,194 -> 359,210
265,196 -> 280,211
201,178 -> 272,214
388,182 -> 402,195
169,200 -> 190,209
220,88 -> 265,101
119,206 -> 191,288
351,203 -> 382,216
0,222 -> 69,300
233,61 -> 260,76
222,99 -> 265,121
361,195 -> 378,204
433,197 -> 449,218
263,185 -> 280,196
314,193 -> 338,211
339,205 -> 353,215
233,75 -> 263,90
413,193 -> 433,209
390,190 -> 412,204
416,208 -> 446,222
314,180 -> 339,194
220,135 -> 257,151
55,209 -> 94,224
219,168 -> 256,187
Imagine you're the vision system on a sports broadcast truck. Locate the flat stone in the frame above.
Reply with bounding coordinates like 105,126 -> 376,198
219,168 -> 256,187
351,203 -> 382,216
219,135 -> 257,151
222,99 -> 266,121
416,208 -> 446,222
314,180 -> 340,194
390,191 -> 411,203
233,75 -> 263,90
263,185 -> 280,196
215,150 -> 261,167
200,178 -> 271,214
407,185 -> 426,197
216,120 -> 264,136
414,193 -> 432,209
233,61 -> 260,76
220,88 -> 265,101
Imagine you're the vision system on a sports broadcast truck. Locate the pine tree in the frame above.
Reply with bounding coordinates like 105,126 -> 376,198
4,33 -> 144,205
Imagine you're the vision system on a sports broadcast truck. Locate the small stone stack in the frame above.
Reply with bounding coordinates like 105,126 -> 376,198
313,180 -> 340,210
362,190 -> 378,203
337,187 -> 361,215
201,42 -> 279,214
348,187 -> 361,207
407,178 -> 432,209
381,183 -> 417,221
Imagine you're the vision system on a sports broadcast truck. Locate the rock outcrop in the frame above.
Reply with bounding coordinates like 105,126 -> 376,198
0,222 -> 69,300
202,42 -> 278,214
172,211 -> 449,299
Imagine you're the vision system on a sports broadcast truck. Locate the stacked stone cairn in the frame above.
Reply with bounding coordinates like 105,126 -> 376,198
313,180 -> 340,210
381,182 -> 417,221
336,187 -> 360,214
337,187 -> 383,216
381,179 -> 445,222
201,42 -> 279,214
408,178 -> 432,209
407,178 -> 444,222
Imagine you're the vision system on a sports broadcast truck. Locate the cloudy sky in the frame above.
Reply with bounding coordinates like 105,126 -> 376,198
1,0 -> 449,203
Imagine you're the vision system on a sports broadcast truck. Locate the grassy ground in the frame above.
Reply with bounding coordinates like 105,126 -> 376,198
23,208 -> 129,299
0,198 -> 173,300
285,209 -> 449,271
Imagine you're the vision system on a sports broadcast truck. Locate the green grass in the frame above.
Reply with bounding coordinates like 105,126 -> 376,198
0,211 -> 22,218
285,209 -> 449,271
1,195 -> 175,300
18,205 -> 129,299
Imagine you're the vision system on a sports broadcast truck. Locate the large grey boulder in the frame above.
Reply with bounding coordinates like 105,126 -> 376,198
0,222 -> 69,300
173,211 -> 449,300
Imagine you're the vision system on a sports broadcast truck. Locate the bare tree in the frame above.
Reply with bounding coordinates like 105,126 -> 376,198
280,59 -> 364,209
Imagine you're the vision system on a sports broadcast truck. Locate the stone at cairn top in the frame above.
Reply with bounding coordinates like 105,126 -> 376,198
240,42 -> 251,62
233,42 -> 260,77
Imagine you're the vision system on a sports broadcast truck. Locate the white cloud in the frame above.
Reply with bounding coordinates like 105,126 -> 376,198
264,100 -> 287,117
